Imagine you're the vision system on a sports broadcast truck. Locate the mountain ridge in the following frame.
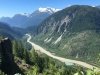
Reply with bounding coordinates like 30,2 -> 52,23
0,7 -> 60,28
37,5 -> 100,34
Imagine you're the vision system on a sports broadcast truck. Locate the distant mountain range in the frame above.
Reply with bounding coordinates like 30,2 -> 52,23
0,7 -> 60,28
0,22 -> 23,39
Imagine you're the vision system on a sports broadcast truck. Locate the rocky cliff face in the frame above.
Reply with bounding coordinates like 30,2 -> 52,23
0,38 -> 23,75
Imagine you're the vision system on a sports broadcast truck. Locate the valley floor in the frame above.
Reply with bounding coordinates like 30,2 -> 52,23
26,34 -> 100,72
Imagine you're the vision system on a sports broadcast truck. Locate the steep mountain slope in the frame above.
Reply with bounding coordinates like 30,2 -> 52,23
0,7 -> 60,28
0,22 -> 23,39
38,5 -> 100,34
32,5 -> 100,66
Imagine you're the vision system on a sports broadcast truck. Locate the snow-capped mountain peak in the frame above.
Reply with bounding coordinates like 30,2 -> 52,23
38,7 -> 61,13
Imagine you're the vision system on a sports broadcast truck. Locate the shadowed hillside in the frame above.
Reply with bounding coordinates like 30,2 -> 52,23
0,38 -> 23,75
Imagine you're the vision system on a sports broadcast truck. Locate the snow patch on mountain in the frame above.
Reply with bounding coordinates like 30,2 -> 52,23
39,7 -> 61,13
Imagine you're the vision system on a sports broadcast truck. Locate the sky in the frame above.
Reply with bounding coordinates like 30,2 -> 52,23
0,0 -> 100,17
